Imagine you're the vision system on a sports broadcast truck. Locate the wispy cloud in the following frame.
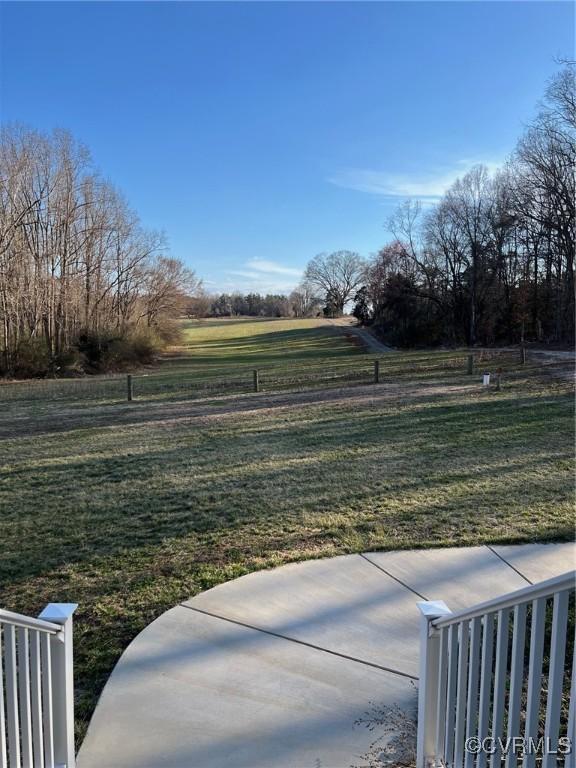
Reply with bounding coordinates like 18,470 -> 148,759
329,169 -> 453,199
226,270 -> 265,280
328,158 -> 504,201
246,258 -> 302,277
222,258 -> 303,294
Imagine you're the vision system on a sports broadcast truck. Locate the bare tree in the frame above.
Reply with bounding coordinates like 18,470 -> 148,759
0,125 -> 201,375
141,257 -> 201,327
289,281 -> 322,317
185,289 -> 212,318
513,65 -> 575,341
366,65 -> 575,347
304,250 -> 366,315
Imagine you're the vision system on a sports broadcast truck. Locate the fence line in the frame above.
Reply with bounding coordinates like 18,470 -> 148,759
0,350 -> 532,405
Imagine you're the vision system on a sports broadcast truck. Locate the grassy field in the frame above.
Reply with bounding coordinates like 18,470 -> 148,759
173,317 -> 363,366
0,318 -> 573,741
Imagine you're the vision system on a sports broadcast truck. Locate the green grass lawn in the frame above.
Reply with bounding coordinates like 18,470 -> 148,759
0,318 -> 573,742
174,317 -> 363,366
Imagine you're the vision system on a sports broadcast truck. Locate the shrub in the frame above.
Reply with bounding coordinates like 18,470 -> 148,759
127,331 -> 161,365
2,324 -> 179,379
76,327 -> 167,372
75,332 -> 112,372
151,319 -> 182,346
13,338 -> 51,378
100,337 -> 137,370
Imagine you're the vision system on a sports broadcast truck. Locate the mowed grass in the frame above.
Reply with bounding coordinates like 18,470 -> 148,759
0,318 -> 573,742
172,317 -> 363,367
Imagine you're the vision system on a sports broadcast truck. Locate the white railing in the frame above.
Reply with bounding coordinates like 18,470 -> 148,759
0,603 -> 77,768
417,572 -> 575,768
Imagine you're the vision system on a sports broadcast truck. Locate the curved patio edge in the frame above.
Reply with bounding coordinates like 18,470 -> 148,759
77,542 -> 575,768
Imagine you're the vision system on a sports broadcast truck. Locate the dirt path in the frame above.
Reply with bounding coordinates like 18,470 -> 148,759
325,318 -> 394,353
528,350 -> 574,383
474,346 -> 575,382
348,326 -> 394,353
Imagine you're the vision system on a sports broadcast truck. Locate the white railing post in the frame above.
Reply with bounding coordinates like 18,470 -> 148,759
417,600 -> 452,768
38,603 -> 78,768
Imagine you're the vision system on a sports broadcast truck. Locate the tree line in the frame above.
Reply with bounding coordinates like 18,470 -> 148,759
0,126 -> 199,376
186,286 -> 323,320
305,65 -> 575,347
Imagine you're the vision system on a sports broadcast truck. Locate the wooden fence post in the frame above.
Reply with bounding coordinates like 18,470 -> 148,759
374,360 -> 380,384
520,346 -> 526,365
127,374 -> 133,402
467,355 -> 474,375
253,370 -> 259,393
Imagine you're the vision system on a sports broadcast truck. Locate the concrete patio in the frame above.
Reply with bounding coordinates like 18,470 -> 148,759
77,542 -> 575,768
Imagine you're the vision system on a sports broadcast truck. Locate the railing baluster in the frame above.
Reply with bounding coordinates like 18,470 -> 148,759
454,621 -> 470,768
416,600 -> 452,768
523,597 -> 547,768
542,590 -> 569,768
41,633 -> 54,768
491,608 -> 510,768
566,637 -> 575,768
435,626 -> 449,761
0,626 -> 8,767
506,602 -> 527,768
477,612 -> 495,768
464,616 -> 481,768
445,624 -> 459,766
4,624 -> 21,768
38,603 -> 77,768
17,628 -> 33,767
30,630 -> 45,768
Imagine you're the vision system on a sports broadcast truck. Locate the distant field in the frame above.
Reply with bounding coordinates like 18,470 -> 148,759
0,318 -> 573,742
173,317 -> 362,367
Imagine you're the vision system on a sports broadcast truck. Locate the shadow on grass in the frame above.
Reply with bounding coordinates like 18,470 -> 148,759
177,326 -> 365,365
0,377 -> 573,742
1,389 -> 573,587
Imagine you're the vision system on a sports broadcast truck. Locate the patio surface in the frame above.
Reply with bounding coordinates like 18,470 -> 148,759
77,542 -> 575,768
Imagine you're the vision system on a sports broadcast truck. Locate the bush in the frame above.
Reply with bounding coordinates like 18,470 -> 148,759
151,319 -> 182,346
13,338 -> 51,378
123,329 -> 161,365
100,337 -> 137,370
52,347 -> 86,377
2,324 -> 179,379
76,327 -> 166,372
75,332 -> 110,372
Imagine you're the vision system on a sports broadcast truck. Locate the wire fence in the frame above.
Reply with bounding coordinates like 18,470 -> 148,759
0,349 -> 537,406
0,374 -> 126,404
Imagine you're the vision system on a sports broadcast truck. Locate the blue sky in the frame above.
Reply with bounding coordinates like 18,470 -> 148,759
1,1 -> 573,294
